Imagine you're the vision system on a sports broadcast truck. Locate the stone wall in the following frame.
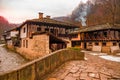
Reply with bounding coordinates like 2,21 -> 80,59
17,34 -> 49,60
0,49 -> 84,80
80,42 -> 120,53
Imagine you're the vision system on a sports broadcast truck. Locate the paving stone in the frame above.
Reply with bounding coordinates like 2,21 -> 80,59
72,72 -> 80,78
70,66 -> 79,73
100,71 -> 112,76
100,73 -> 111,80
58,70 -> 69,79
108,78 -> 120,80
80,72 -> 89,79
76,64 -> 83,68
111,73 -> 120,79
65,65 -> 73,70
64,73 -> 77,80
91,78 -> 100,80
85,67 -> 97,73
112,75 -> 120,79
88,72 -> 99,79
64,76 -> 78,80
107,69 -> 114,74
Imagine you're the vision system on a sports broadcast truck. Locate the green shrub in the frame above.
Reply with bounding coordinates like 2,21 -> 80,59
0,40 -> 5,44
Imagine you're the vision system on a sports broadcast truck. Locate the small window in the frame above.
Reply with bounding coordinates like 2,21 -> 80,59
72,41 -> 81,47
26,40 -> 28,48
72,34 -> 78,38
119,43 -> 120,47
113,42 -> 117,46
94,32 -> 97,38
102,42 -> 106,46
50,29 -> 54,34
23,40 -> 25,47
45,28 -> 49,32
23,27 -> 26,33
76,41 -> 81,46
37,27 -> 41,31
95,42 -> 99,46
103,32 -> 107,37
88,42 -> 92,46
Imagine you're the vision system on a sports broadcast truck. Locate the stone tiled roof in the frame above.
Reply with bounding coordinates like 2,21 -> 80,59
25,18 -> 79,28
71,24 -> 120,34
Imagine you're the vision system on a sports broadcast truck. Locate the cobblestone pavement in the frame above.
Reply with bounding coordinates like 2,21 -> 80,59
0,45 -> 27,74
44,51 -> 120,80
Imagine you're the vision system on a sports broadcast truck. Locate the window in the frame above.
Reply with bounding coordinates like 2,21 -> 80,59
103,32 -> 107,37
37,27 -> 41,31
102,42 -> 106,46
88,42 -> 92,46
76,41 -> 81,46
23,27 -> 26,33
95,42 -> 99,46
45,28 -> 49,32
72,34 -> 78,38
113,42 -> 117,46
94,32 -> 97,38
119,43 -> 120,47
23,40 -> 25,47
50,29 -> 54,34
26,40 -> 28,48
72,41 -> 81,47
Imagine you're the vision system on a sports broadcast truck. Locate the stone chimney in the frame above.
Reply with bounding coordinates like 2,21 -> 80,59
39,12 -> 43,19
46,15 -> 51,19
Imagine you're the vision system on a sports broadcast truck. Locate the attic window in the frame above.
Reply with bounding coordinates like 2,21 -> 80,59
23,27 -> 26,33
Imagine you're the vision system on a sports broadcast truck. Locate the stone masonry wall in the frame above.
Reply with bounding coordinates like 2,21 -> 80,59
17,34 -> 49,60
0,49 -> 84,80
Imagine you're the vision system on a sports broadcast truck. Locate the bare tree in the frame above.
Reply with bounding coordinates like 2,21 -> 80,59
103,0 -> 117,25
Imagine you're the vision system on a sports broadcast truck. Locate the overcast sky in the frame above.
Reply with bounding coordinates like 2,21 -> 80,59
0,0 -> 88,23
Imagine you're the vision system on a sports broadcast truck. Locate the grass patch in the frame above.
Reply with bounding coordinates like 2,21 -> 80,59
0,40 -> 5,44
68,47 -> 81,51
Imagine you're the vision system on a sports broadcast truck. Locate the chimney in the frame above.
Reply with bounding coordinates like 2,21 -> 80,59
39,12 -> 43,19
46,15 -> 51,19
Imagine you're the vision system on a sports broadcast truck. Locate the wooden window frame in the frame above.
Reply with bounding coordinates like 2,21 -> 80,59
23,27 -> 26,33
113,42 -> 117,46
26,40 -> 28,48
95,42 -> 99,46
102,42 -> 106,46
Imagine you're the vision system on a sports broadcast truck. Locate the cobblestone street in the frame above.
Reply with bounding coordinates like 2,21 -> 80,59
45,51 -> 120,80
0,45 -> 27,74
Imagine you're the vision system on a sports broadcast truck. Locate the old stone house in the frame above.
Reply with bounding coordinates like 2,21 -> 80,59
4,13 -> 79,59
3,27 -> 19,48
70,24 -> 120,53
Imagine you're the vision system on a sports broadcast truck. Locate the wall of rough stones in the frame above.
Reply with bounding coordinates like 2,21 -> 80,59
17,34 -> 49,60
0,49 -> 84,80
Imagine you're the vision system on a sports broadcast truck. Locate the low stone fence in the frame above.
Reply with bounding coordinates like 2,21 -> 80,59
0,49 -> 84,80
